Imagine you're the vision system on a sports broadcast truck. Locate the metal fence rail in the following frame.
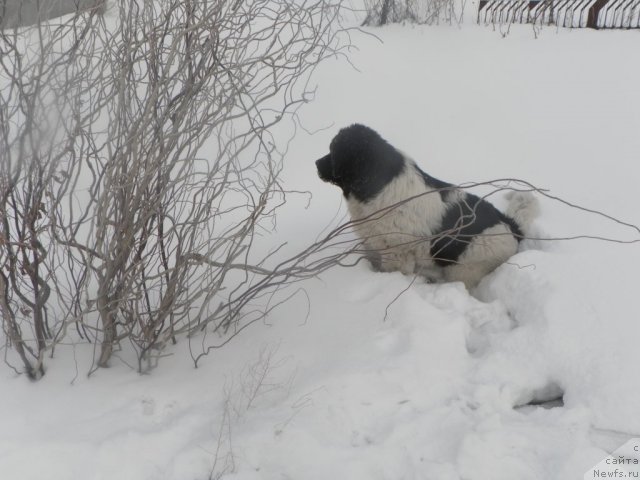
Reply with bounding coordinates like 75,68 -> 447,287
478,0 -> 640,28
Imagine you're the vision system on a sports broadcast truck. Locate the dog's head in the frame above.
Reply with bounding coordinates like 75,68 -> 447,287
316,124 -> 404,202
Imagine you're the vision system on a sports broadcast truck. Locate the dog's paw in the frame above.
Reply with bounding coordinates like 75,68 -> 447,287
415,265 -> 444,284
364,251 -> 382,272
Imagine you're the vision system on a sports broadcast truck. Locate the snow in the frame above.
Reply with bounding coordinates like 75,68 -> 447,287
2,9 -> 640,480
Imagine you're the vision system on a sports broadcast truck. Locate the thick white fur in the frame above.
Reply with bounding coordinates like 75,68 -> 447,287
346,157 -> 538,288
347,158 -> 444,276
442,223 -> 518,286
505,191 -> 540,238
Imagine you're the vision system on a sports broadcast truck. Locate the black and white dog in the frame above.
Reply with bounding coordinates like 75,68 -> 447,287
316,124 -> 539,288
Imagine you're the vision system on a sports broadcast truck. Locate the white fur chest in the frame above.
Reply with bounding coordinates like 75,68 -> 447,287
346,160 -> 447,274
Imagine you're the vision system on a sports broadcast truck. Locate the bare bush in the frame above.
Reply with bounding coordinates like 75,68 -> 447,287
2,1 -> 637,381
362,0 -> 466,26
0,0 -> 351,378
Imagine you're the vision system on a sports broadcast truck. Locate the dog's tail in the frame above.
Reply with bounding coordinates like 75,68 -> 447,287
505,191 -> 540,238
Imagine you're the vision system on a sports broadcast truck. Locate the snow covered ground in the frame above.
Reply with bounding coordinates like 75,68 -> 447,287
2,7 -> 640,480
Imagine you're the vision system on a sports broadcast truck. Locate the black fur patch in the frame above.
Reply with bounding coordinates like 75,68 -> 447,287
431,193 -> 523,267
414,165 -> 453,201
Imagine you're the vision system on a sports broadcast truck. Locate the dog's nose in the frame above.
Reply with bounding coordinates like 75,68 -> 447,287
316,153 -> 330,167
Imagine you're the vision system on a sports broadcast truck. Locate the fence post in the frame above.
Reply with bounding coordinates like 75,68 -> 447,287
478,0 -> 488,23
587,0 -> 610,28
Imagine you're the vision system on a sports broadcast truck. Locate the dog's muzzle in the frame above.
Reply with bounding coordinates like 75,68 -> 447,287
315,153 -> 333,183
